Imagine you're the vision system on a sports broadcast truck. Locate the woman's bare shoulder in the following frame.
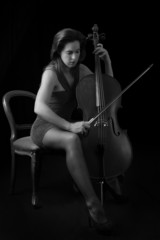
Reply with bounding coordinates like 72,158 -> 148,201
42,68 -> 57,81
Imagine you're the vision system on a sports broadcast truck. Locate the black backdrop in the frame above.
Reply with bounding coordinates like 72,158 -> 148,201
1,2 -> 160,173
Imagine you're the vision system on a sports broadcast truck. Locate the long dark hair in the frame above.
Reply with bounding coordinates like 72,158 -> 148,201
49,28 -> 86,72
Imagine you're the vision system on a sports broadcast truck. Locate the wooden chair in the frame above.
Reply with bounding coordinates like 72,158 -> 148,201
2,90 -> 46,208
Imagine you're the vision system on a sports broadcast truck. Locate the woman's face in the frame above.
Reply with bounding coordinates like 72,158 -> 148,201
60,41 -> 80,68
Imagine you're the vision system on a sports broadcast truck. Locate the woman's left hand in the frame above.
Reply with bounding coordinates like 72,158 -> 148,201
93,43 -> 111,63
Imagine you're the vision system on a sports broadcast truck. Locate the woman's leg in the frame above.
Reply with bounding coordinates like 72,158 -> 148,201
42,128 -> 113,232
42,128 -> 98,205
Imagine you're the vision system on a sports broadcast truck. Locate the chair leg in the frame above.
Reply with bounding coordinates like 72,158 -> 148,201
31,152 -> 41,208
9,149 -> 16,195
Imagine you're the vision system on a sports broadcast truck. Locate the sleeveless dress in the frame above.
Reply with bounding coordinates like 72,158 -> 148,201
30,64 -> 92,148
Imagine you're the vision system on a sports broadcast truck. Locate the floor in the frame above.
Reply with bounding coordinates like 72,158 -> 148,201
0,144 -> 160,240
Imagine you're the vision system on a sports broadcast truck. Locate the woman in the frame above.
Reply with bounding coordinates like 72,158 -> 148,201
31,28 -> 114,234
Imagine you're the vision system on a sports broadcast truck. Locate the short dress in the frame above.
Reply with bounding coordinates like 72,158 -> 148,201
30,63 -> 92,148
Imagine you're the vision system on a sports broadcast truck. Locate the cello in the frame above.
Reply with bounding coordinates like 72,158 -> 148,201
76,24 -> 153,204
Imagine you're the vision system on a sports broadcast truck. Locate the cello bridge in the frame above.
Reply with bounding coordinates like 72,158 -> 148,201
94,119 -> 111,127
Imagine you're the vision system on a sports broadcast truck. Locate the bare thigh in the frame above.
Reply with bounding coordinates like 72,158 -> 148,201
42,127 -> 79,150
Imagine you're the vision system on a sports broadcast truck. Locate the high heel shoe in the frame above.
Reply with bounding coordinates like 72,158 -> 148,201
87,206 -> 113,235
88,215 -> 113,235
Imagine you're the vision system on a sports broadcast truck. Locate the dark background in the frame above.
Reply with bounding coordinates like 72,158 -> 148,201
1,4 -> 160,175
0,2 -> 160,239
1,3 -> 159,153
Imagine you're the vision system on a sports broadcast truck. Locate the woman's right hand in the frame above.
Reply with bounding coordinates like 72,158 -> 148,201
69,121 -> 90,135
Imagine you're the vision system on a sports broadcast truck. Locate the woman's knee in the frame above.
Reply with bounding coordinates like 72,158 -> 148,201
65,133 -> 81,150
42,129 -> 81,151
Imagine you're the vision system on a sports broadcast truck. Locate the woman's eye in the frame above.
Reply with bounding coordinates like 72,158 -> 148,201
67,51 -> 72,55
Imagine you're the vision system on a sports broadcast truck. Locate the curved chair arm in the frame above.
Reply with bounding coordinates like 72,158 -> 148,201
2,90 -> 36,141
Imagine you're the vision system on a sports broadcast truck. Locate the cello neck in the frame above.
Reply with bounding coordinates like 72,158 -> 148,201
92,24 -> 105,109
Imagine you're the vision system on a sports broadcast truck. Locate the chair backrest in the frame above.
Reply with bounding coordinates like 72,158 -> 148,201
2,90 -> 36,142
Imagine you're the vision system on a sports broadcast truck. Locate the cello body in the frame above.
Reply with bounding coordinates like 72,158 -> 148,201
76,72 -> 132,180
76,24 -> 153,186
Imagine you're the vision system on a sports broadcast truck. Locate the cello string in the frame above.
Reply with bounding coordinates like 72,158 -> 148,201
97,56 -> 106,146
96,57 -> 102,145
95,56 -> 101,142
98,57 -> 106,145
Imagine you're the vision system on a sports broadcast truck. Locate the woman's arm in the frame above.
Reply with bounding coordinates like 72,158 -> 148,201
34,70 -> 71,131
94,44 -> 114,77
104,53 -> 114,77
34,69 -> 90,134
